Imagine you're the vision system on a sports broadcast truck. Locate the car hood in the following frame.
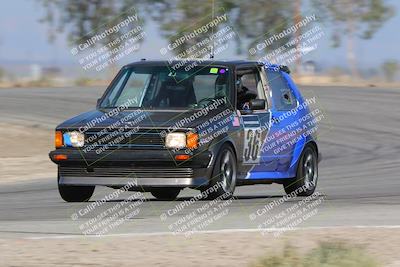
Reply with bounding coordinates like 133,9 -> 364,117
57,108 -> 227,131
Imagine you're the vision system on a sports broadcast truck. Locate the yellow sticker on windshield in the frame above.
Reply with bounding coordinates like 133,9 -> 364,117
209,67 -> 218,74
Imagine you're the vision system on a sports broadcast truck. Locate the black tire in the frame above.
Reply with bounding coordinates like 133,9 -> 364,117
283,145 -> 318,196
150,188 -> 181,200
58,174 -> 95,202
201,145 -> 237,200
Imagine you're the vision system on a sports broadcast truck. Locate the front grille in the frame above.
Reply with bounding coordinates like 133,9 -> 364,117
84,128 -> 165,148
60,167 -> 193,179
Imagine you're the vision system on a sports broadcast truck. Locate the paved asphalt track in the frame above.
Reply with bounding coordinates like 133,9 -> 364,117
0,85 -> 400,238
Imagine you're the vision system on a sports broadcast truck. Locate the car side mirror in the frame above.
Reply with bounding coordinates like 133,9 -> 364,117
249,99 -> 266,110
96,98 -> 101,107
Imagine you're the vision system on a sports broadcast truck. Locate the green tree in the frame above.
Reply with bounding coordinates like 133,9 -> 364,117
38,0 -> 302,62
312,0 -> 395,77
382,60 -> 398,82
146,0 -> 297,60
39,0 -> 146,74
231,0 -> 294,56
40,1 -> 126,44
144,0 -> 235,57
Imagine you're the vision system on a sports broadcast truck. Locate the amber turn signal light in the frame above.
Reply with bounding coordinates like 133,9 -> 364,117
55,131 -> 63,148
54,154 -> 67,161
186,132 -> 198,149
175,154 -> 190,161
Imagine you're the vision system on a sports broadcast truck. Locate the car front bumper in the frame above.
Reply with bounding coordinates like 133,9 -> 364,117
49,149 -> 213,188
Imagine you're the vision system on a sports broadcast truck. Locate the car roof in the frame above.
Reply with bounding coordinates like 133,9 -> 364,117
124,60 -> 291,74
124,59 -> 264,68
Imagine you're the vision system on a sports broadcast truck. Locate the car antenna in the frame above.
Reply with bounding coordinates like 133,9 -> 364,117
210,0 -> 215,59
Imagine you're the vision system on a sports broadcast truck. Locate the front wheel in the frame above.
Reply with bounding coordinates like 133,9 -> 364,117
283,145 -> 318,196
201,145 -> 237,200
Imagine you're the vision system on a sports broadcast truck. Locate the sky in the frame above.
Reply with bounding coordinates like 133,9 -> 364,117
0,0 -> 399,72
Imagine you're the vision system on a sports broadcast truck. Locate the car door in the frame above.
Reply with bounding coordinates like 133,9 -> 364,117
262,68 -> 300,173
234,65 -> 276,178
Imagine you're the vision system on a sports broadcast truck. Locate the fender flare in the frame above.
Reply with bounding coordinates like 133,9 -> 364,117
207,132 -> 238,167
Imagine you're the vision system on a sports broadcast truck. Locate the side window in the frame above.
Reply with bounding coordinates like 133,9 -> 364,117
240,73 -> 258,96
237,68 -> 266,110
266,71 -> 297,111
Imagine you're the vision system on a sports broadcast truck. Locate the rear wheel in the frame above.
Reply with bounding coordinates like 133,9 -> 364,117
283,145 -> 318,196
58,174 -> 95,202
150,188 -> 181,200
201,145 -> 237,200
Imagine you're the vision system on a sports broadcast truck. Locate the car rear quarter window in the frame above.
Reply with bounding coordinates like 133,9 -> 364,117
266,71 -> 297,111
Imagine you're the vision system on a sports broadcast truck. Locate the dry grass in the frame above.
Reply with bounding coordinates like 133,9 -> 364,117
251,241 -> 378,267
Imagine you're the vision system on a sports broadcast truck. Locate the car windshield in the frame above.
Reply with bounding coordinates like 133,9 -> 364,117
99,65 -> 231,109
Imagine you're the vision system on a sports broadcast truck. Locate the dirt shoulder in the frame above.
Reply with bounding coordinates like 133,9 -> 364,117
0,123 -> 56,184
1,228 -> 399,267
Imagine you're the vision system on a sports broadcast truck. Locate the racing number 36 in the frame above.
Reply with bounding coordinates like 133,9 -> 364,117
244,129 -> 262,164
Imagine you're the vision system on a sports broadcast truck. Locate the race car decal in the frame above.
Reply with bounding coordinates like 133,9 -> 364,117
232,115 -> 240,127
242,116 -> 261,128
242,115 -> 262,164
